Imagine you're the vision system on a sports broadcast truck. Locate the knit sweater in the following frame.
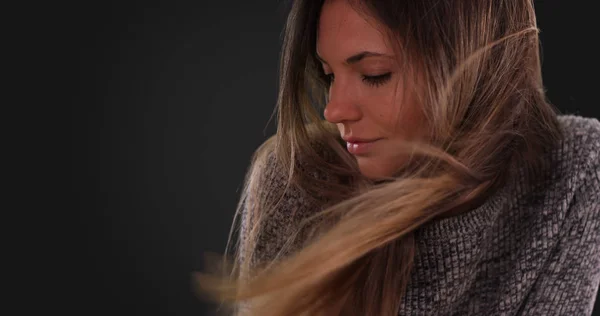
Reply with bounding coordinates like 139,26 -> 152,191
238,115 -> 600,315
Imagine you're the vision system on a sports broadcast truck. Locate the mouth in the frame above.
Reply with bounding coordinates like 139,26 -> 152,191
345,138 -> 381,155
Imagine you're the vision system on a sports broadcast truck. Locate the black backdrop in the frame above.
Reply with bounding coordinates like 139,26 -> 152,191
69,1 -> 599,315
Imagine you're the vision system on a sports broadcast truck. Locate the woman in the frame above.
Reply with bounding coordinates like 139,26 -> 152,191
197,0 -> 600,315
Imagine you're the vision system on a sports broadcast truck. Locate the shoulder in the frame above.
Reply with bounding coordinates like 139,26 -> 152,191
557,114 -> 600,163
247,123 -> 346,206
556,114 -> 600,210
534,115 -> 600,200
243,136 -> 308,225
240,132 -> 338,258
532,115 -> 600,229
246,134 -> 336,206
244,122 -> 350,216
507,116 -> 600,315
555,115 -> 600,187
498,115 -> 599,234
246,136 -> 286,199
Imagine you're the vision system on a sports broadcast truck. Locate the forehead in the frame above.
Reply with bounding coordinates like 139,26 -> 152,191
316,0 -> 391,59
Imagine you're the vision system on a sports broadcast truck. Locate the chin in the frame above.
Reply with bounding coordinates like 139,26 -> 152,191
356,157 -> 396,180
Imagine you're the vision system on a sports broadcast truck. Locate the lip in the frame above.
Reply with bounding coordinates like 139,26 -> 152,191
342,136 -> 382,143
344,138 -> 381,155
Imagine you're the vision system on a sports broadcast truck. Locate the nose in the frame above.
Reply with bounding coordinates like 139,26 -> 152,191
323,80 -> 362,124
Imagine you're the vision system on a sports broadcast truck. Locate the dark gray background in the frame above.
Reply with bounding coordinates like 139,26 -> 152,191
70,1 -> 599,315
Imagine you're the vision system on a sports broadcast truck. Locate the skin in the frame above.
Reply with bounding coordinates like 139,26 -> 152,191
317,0 -> 428,179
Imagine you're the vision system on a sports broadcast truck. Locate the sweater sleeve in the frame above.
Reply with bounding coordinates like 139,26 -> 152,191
517,142 -> 600,315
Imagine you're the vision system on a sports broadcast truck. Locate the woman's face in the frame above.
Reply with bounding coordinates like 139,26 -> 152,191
317,0 -> 427,179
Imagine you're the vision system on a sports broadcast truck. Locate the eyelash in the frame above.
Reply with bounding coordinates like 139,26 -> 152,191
321,72 -> 392,88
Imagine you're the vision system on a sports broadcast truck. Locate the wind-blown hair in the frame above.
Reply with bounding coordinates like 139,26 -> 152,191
197,1 -> 563,315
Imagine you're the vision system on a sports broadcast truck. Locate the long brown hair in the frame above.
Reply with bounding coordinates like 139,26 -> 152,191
196,0 -> 563,315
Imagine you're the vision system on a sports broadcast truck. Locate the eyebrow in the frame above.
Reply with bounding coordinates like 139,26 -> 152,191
315,51 -> 392,65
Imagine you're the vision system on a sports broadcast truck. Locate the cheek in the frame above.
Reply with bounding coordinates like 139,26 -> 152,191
363,84 -> 413,136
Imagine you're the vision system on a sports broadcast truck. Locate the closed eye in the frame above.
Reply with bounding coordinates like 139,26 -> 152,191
362,73 -> 392,87
319,72 -> 392,88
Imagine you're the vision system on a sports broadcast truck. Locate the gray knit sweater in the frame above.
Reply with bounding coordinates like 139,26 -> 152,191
239,115 -> 600,315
